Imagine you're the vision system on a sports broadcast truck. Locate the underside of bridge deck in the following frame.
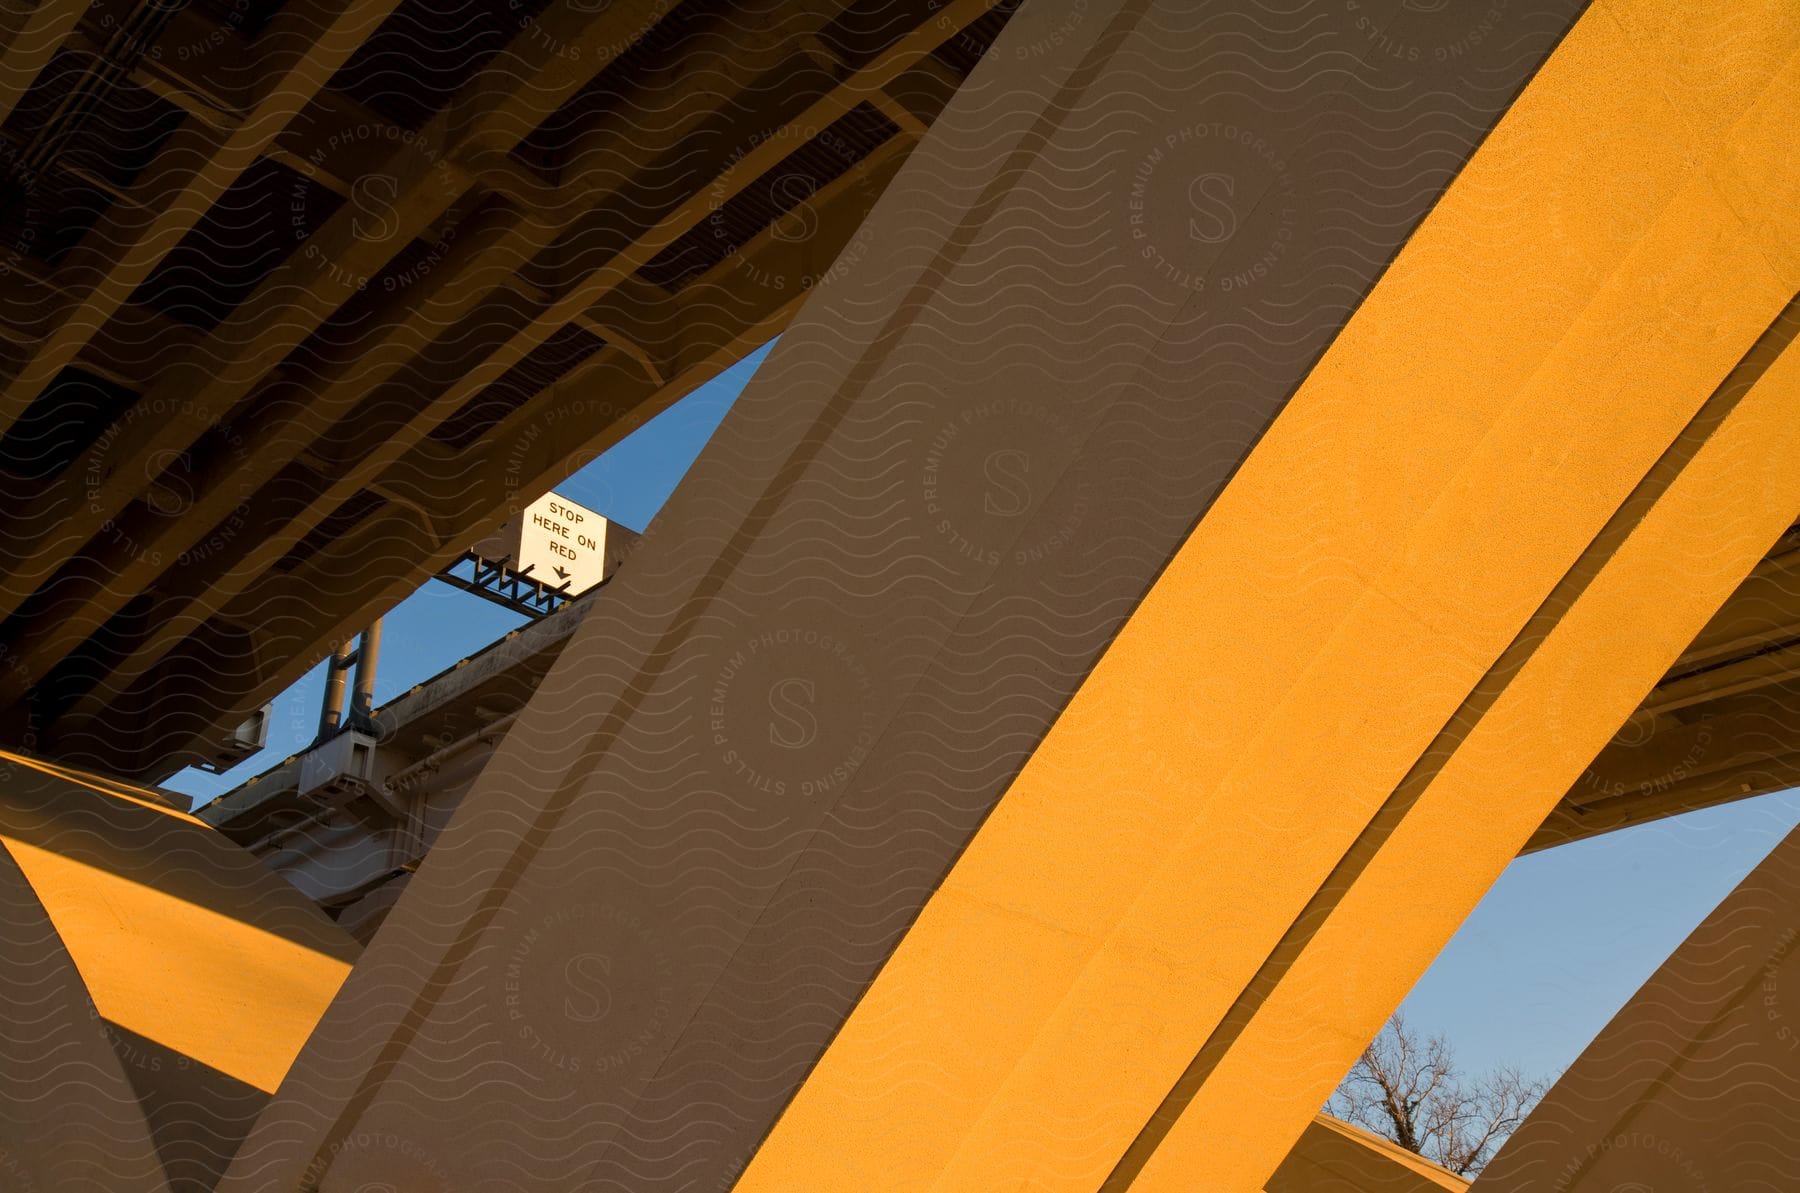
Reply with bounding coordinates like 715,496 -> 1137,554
0,0 -> 1013,780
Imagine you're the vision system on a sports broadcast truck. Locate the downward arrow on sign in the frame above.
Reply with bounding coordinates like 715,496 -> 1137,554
554,566 -> 570,580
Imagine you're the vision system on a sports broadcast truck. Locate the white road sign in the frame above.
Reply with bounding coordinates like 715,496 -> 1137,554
477,492 -> 610,596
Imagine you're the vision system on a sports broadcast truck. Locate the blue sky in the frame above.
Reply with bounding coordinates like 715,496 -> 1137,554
165,342 -> 769,807
165,336 -> 1798,1095
1406,791 -> 1800,1079
542,342 -> 773,536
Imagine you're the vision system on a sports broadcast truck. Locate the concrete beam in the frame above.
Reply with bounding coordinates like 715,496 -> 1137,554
1475,823 -> 1800,1189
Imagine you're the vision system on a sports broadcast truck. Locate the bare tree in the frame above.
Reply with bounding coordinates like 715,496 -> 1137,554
1327,1014 -> 1550,1176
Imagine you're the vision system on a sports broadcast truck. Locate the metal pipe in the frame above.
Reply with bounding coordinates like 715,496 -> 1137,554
350,617 -> 383,728
316,639 -> 356,739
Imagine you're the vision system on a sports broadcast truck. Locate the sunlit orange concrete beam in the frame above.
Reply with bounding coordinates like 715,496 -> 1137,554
1127,320 -> 1800,1192
732,3 -> 1800,1190
0,753 -> 357,1095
